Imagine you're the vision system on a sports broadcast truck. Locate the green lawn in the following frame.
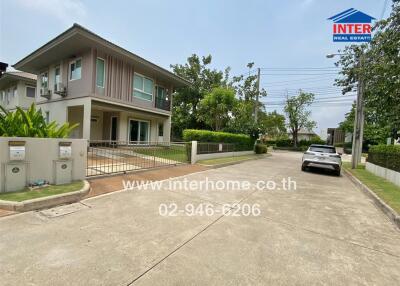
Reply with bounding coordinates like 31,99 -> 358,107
197,154 -> 262,165
0,181 -> 85,202
343,162 -> 400,214
135,145 -> 189,163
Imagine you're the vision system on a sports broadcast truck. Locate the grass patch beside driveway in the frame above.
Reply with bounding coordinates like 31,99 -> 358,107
343,162 -> 400,214
0,181 -> 85,202
197,154 -> 264,166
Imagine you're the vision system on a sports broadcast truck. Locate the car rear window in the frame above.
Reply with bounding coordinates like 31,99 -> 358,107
309,146 -> 336,153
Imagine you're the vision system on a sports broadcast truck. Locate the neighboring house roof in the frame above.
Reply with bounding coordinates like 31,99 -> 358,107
328,8 -> 375,23
288,128 -> 317,136
13,23 -> 190,87
0,71 -> 37,89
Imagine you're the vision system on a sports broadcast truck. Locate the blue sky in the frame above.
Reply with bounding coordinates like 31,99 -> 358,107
0,0 -> 391,137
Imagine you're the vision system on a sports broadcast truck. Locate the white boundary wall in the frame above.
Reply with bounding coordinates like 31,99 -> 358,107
366,162 -> 400,187
0,137 -> 87,192
190,141 -> 254,164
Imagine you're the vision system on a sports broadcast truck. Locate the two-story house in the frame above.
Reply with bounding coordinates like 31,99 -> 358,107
0,71 -> 37,111
13,24 -> 189,142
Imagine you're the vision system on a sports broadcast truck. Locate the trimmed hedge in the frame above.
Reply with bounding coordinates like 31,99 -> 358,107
273,137 -> 326,148
254,144 -> 268,154
368,145 -> 400,173
182,129 -> 254,151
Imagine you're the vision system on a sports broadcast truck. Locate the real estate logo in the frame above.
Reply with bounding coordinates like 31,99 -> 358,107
328,8 -> 375,42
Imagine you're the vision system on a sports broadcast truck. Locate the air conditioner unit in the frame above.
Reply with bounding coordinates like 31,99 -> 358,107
40,87 -> 51,99
54,82 -> 67,97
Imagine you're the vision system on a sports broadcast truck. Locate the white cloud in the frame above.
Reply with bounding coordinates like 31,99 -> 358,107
15,0 -> 86,25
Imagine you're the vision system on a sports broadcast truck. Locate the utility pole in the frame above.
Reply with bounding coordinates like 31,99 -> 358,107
255,67 -> 260,123
351,54 -> 365,169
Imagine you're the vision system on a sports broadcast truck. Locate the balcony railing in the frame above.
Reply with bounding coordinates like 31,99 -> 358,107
155,96 -> 171,111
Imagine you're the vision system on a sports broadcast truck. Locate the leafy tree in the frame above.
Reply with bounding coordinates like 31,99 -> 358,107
336,0 -> 400,139
284,91 -> 316,147
170,54 -> 230,138
259,110 -> 287,139
224,100 -> 262,138
339,103 -> 390,146
0,104 -> 78,138
197,87 -> 237,131
231,63 -> 267,120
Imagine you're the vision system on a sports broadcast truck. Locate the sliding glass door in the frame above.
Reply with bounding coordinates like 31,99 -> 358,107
129,119 -> 149,143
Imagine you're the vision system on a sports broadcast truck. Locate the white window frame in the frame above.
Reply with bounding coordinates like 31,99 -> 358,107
40,71 -> 48,89
69,58 -> 82,81
96,57 -> 106,88
26,86 -> 36,98
54,65 -> 61,90
128,118 -> 150,144
133,72 -> 154,101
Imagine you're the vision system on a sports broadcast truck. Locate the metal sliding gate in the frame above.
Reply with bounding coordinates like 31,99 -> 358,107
86,141 -> 191,177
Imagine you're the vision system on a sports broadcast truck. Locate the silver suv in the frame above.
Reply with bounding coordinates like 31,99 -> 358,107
301,144 -> 342,176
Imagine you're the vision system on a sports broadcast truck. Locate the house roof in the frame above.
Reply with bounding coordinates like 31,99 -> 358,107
328,8 -> 375,23
0,71 -> 37,89
13,23 -> 190,87
288,128 -> 317,136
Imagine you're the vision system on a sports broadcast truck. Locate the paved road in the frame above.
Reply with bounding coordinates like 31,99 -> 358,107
1,151 -> 400,285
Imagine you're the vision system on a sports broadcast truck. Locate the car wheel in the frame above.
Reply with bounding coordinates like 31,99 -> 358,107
301,164 -> 306,172
335,168 -> 341,176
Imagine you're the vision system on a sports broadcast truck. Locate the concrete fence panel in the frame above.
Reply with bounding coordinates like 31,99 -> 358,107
0,137 -> 87,193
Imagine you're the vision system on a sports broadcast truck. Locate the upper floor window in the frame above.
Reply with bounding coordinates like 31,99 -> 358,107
69,58 -> 82,81
54,66 -> 61,90
133,73 -> 153,101
41,72 -> 48,88
26,86 -> 36,98
96,58 -> 105,88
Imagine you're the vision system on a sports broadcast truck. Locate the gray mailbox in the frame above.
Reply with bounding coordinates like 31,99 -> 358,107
59,142 -> 72,159
9,141 -> 26,161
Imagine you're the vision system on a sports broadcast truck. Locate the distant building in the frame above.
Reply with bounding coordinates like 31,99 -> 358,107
288,128 -> 318,141
327,128 -> 352,145
0,71 -> 37,111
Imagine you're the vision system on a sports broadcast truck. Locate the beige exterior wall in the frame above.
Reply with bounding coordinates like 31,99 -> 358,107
32,48 -> 174,142
36,97 -> 92,139
0,80 -> 36,110
0,137 -> 87,193
36,49 -> 94,103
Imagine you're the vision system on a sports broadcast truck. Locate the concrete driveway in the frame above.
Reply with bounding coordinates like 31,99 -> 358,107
1,151 -> 400,285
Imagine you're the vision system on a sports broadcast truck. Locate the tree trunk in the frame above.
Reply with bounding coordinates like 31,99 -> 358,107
293,130 -> 298,148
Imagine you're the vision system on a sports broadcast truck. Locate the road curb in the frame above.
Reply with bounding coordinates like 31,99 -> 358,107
199,154 -> 271,169
0,180 -> 91,212
343,168 -> 400,230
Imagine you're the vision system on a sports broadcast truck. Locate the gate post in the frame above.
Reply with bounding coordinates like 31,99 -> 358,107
191,141 -> 198,164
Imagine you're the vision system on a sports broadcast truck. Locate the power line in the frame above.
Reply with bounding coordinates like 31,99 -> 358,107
259,67 -> 340,70
260,73 -> 339,76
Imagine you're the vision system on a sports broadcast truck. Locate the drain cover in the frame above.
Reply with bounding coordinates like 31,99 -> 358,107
39,203 -> 90,218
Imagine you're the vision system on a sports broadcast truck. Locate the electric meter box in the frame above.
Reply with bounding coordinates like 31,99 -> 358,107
4,163 -> 27,192
54,160 -> 72,185
9,141 -> 26,161
59,142 -> 72,159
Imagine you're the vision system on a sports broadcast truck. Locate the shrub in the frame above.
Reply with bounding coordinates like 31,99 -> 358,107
368,144 -> 400,172
254,143 -> 268,154
0,104 -> 78,138
182,129 -> 254,151
275,138 -> 293,147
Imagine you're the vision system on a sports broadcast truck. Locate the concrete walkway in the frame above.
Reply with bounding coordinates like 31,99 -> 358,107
0,151 -> 399,285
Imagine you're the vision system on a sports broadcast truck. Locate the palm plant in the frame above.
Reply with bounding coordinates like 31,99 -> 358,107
0,104 -> 78,138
